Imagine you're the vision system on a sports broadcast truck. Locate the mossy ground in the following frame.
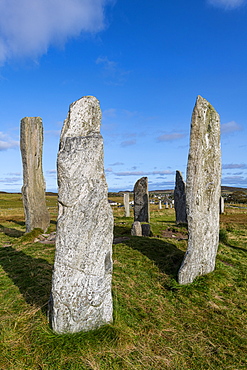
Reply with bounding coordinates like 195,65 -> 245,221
0,193 -> 246,369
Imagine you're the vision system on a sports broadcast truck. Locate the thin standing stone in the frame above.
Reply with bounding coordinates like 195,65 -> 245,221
49,96 -> 114,333
219,196 -> 224,214
174,170 -> 187,224
178,96 -> 221,285
134,177 -> 150,223
124,193 -> 130,217
20,117 -> 50,233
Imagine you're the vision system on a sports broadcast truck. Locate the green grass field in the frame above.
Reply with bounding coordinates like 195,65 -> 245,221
0,193 -> 246,369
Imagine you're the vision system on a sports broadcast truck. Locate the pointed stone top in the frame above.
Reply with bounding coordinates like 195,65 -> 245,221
195,95 -> 217,112
61,96 -> 101,139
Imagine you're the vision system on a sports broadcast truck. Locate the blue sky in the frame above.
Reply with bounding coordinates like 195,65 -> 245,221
0,0 -> 247,192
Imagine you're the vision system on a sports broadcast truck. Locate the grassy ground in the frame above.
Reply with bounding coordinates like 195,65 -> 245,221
0,193 -> 246,369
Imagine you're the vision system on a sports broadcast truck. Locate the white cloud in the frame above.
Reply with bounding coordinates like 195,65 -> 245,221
222,175 -> 247,186
114,170 -> 175,177
96,56 -> 130,85
222,163 -> 247,169
221,121 -> 242,134
120,139 -> 136,147
108,162 -> 124,166
0,0 -> 113,64
156,132 -> 187,142
207,0 -> 246,9
0,131 -> 19,150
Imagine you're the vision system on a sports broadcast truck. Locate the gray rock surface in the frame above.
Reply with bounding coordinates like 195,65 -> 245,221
49,96 -> 114,333
178,96 -> 221,285
174,170 -> 187,224
20,117 -> 50,233
134,177 -> 150,222
131,221 -> 142,236
124,193 -> 130,217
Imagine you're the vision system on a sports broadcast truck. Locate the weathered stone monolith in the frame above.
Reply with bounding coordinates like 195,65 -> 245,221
141,223 -> 151,237
174,170 -> 187,224
131,221 -> 142,236
124,193 -> 130,217
49,96 -> 114,334
178,95 -> 221,285
158,200 -> 162,210
20,117 -> 50,233
134,177 -> 150,222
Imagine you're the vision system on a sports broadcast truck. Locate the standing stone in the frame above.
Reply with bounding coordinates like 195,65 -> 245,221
174,170 -> 187,224
134,177 -> 150,223
49,96 -> 114,334
178,96 -> 221,285
165,202 -> 169,209
141,223 -> 151,237
158,200 -> 162,210
20,117 -> 50,233
131,221 -> 142,236
124,193 -> 130,217
219,196 -> 224,214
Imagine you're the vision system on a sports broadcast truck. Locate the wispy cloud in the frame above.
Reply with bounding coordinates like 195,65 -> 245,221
221,121 -> 242,134
222,176 -> 247,186
96,56 -> 130,85
0,0 -> 113,64
102,109 -> 117,119
120,140 -> 136,147
222,163 -> 247,169
108,162 -> 124,166
0,132 -> 19,151
114,170 -> 175,177
207,0 -> 246,9
46,169 -> 57,176
156,132 -> 187,142
0,177 -> 21,183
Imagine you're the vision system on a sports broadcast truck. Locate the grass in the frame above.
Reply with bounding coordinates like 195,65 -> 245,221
0,193 -> 247,369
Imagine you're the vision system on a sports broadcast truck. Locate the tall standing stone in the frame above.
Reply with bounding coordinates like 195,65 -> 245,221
49,96 -> 114,333
124,193 -> 130,217
134,177 -> 150,223
174,170 -> 187,224
20,117 -> 50,233
178,96 -> 221,285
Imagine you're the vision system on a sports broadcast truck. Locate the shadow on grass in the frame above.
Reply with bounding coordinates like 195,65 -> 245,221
6,219 -> 26,227
115,226 -> 185,280
126,237 -> 184,279
0,246 -> 52,310
227,243 -> 247,253
0,224 -> 25,237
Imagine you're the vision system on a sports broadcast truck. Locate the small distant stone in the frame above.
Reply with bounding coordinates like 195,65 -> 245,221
131,221 -> 142,236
